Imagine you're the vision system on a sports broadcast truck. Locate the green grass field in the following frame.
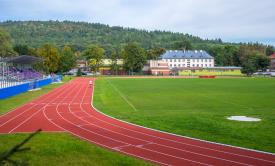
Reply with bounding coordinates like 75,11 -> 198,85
0,77 -> 151,166
94,77 -> 275,153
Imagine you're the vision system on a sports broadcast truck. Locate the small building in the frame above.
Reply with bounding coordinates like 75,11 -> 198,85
99,59 -> 126,75
149,60 -> 170,75
270,53 -> 275,71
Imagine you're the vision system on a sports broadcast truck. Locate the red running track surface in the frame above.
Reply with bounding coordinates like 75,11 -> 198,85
1,78 -> 275,166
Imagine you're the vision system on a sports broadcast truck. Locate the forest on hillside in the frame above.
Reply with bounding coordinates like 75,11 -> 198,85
0,21 -> 225,55
0,21 -> 274,75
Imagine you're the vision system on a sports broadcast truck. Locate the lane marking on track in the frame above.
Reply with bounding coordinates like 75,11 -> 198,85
42,108 -> 169,166
70,79 -> 234,165
53,84 -> 212,166
91,79 -> 275,164
8,84 -> 74,133
67,82 -> 255,165
0,83 -> 69,128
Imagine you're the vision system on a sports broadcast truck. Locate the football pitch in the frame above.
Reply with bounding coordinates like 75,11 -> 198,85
94,77 -> 275,153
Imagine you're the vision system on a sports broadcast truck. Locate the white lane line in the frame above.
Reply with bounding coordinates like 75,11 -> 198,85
53,79 -> 208,165
42,107 -> 169,166
71,84 -> 252,165
8,106 -> 46,133
8,84 -> 73,133
50,78 -> 211,166
68,79 -> 214,166
1,83 -> 69,128
106,79 -> 138,111
91,80 -> 275,164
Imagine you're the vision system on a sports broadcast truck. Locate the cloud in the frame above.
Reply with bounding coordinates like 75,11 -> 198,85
1,0 -> 275,45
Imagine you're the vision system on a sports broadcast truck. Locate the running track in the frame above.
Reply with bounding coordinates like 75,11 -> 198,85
1,78 -> 275,166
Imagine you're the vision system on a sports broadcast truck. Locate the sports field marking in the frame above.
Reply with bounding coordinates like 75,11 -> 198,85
2,78 -> 275,166
106,79 -> 138,111
52,82 -> 214,166
7,84 -> 73,133
74,90 -> 251,165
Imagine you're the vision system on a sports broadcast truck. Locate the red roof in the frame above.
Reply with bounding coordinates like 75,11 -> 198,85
270,53 -> 275,59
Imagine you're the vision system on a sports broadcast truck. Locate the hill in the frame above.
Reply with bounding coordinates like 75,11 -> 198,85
0,20 -> 225,54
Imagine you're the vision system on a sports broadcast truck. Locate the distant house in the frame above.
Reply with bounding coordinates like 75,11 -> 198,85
148,50 -> 215,75
99,59 -> 126,75
160,50 -> 215,68
149,60 -> 170,75
270,53 -> 275,71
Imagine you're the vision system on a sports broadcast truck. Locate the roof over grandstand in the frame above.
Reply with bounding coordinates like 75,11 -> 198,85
160,50 -> 214,59
1,55 -> 43,64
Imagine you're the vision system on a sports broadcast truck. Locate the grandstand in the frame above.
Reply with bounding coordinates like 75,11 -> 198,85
0,55 -> 43,88
0,55 -> 62,99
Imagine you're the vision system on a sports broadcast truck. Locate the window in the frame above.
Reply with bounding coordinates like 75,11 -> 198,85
183,59 -> 185,62
197,64 -> 199,67
170,59 -> 172,62
201,59 -> 203,62
201,64 -> 203,67
192,64 -> 195,67
170,64 -> 172,67
178,64 -> 181,67
174,59 -> 176,62
178,59 -> 181,62
174,64 -> 176,67
183,64 -> 185,67
197,59 -> 199,62
192,59 -> 195,62
205,59 -> 207,62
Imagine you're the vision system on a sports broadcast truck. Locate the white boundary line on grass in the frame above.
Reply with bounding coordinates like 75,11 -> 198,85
92,78 -> 275,157
42,78 -> 170,166
106,79 -> 138,111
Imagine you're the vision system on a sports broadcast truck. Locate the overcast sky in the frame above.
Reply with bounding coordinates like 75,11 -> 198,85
1,0 -> 275,45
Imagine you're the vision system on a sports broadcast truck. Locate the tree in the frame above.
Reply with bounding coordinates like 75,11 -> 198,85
0,28 -> 16,57
241,52 -> 270,76
172,40 -> 193,50
13,44 -> 37,56
37,44 -> 60,74
59,45 -> 76,73
122,43 -> 146,74
241,60 -> 257,76
147,47 -> 166,60
266,45 -> 274,56
82,44 -> 105,72
255,55 -> 270,71
76,68 -> 82,76
208,46 -> 225,66
110,49 -> 121,75
13,44 -> 29,55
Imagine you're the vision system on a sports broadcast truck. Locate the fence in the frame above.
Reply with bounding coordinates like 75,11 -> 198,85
0,61 -> 45,89
0,75 -> 62,99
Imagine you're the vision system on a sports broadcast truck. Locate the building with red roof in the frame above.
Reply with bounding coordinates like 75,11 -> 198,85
270,53 -> 275,71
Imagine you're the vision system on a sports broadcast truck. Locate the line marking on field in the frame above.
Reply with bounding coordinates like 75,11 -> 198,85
106,79 -> 138,111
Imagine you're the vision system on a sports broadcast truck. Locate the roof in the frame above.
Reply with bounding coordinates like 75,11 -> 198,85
270,53 -> 275,59
2,55 -> 43,64
160,50 -> 214,59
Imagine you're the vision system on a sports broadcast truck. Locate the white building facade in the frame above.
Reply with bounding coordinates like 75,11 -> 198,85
160,50 -> 215,68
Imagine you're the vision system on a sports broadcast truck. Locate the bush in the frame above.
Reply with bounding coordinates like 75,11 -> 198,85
76,68 -> 82,76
